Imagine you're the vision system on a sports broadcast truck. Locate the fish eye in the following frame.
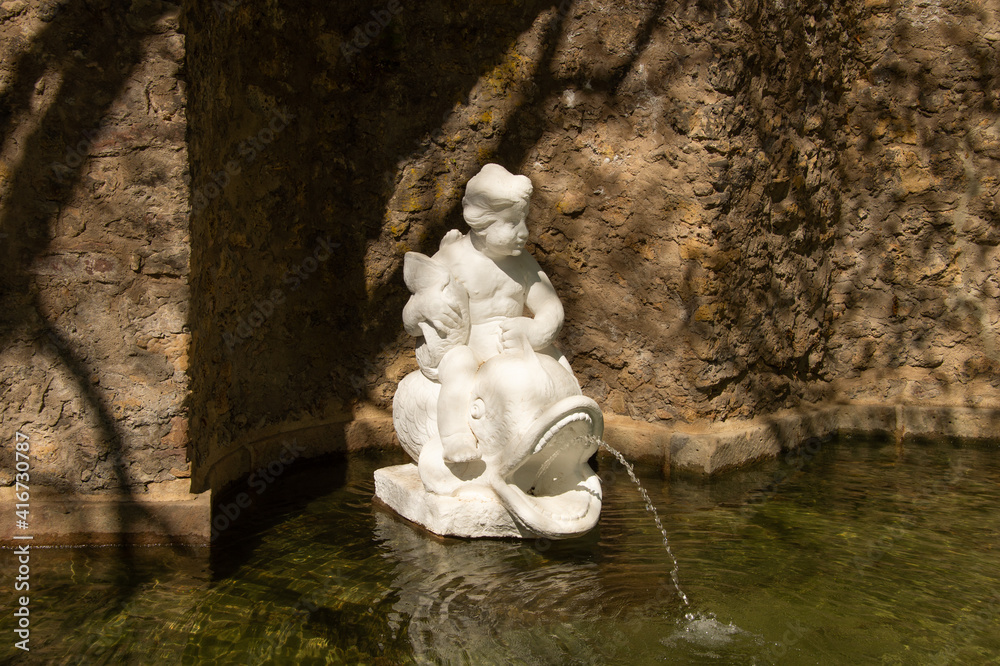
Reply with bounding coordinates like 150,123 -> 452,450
470,398 -> 485,419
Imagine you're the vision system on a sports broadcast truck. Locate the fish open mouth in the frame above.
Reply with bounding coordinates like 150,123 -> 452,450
490,395 -> 604,539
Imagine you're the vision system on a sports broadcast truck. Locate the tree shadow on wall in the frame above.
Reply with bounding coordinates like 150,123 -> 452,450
182,0 -> 677,493
703,0 -> 1000,449
0,0 -> 193,650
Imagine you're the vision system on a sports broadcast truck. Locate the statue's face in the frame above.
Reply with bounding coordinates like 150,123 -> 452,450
477,203 -> 529,258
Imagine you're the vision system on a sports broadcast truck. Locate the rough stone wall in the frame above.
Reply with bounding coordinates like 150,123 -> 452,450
182,0 -> 1000,489
827,0 -> 1000,408
0,0 -> 190,495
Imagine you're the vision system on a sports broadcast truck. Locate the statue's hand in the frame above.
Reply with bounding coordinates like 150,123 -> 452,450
499,316 -> 537,352
416,290 -> 464,338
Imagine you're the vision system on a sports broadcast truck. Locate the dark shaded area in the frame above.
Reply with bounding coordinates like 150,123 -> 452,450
208,451 -> 356,578
184,0 -> 552,485
0,0 -> 189,637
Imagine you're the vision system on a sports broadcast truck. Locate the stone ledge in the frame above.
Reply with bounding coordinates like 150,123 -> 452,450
194,405 -> 396,494
669,402 -> 1000,475
900,404 -> 1000,440
602,414 -> 673,467
11,403 -> 997,543
0,483 -> 210,546
213,401 -> 1000,486
669,404 -> 864,475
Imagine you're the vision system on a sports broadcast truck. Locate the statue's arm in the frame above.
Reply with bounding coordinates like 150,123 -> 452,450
402,287 -> 465,338
524,269 -> 564,348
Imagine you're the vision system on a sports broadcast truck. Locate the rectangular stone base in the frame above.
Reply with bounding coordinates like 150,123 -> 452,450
373,464 -> 531,539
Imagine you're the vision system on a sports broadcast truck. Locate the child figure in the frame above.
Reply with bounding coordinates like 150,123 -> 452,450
402,164 -> 571,463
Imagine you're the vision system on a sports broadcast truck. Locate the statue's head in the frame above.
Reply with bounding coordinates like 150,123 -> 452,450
462,164 -> 533,258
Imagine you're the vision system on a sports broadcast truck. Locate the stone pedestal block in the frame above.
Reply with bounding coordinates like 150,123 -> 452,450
374,464 -> 530,538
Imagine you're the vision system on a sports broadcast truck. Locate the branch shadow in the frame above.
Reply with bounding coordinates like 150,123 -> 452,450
0,0 -> 192,621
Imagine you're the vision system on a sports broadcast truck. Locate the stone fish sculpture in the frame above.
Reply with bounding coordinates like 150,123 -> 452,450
374,164 -> 604,539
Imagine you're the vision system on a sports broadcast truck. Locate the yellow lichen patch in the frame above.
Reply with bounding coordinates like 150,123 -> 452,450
477,145 -> 495,163
395,190 -> 432,213
387,213 -> 410,238
469,109 -> 494,128
592,139 -> 616,160
433,177 -> 452,203
555,191 -> 586,216
693,302 -> 722,322
483,48 -> 531,96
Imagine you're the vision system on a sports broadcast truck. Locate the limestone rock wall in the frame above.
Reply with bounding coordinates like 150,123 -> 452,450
828,0 -> 1000,408
180,0 -> 1000,489
0,0 -> 190,495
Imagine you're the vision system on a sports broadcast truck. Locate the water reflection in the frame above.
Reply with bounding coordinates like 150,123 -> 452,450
373,510 -> 612,663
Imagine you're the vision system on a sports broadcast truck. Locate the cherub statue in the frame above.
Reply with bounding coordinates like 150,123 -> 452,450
401,163 -> 571,463
382,164 -> 604,538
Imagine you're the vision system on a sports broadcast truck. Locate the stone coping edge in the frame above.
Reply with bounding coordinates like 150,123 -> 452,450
193,405 -> 396,494
666,402 -> 1000,475
206,400 -> 1000,488
0,485 -> 211,547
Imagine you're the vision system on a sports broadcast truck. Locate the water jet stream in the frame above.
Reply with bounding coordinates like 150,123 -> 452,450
595,437 -> 690,608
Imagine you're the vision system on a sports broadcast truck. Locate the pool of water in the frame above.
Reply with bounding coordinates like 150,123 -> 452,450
4,435 -> 1000,664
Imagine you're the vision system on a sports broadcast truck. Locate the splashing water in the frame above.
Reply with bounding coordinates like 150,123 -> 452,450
594,437 -> 690,609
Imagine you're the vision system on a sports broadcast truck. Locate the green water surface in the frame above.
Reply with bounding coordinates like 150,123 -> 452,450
4,435 -> 1000,664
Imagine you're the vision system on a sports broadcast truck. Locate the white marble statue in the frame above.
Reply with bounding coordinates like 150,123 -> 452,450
375,164 -> 604,539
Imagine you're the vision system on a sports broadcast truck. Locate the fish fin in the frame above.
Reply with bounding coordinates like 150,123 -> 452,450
403,252 -> 450,293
